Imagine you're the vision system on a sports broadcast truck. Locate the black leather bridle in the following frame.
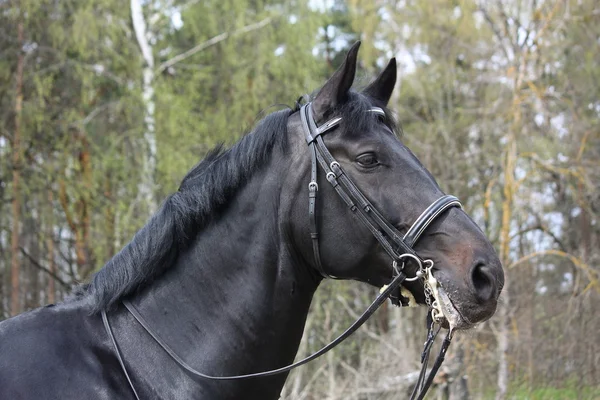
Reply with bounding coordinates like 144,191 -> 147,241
102,103 -> 463,400
300,103 -> 461,281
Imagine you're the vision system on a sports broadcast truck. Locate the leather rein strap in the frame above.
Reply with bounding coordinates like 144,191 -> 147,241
102,309 -> 141,400
102,102 -> 462,398
104,271 -> 405,384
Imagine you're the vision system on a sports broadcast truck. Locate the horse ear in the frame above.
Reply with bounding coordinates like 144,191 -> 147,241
312,41 -> 361,121
363,58 -> 397,106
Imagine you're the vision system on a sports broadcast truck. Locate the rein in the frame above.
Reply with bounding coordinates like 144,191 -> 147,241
103,269 -> 407,382
102,103 -> 462,399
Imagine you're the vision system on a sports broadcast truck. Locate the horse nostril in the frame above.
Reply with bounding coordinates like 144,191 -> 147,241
471,263 -> 496,302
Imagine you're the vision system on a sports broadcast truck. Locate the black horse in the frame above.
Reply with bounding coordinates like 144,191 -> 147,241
0,43 -> 503,399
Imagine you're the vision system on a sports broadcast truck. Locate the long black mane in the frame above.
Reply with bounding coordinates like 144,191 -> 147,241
88,108 -> 292,312
88,92 -> 397,313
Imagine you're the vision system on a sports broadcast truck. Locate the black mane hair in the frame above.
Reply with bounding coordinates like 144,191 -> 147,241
88,108 -> 292,313
88,90 -> 398,313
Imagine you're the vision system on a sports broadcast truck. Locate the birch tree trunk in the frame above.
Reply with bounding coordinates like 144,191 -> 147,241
131,0 -> 157,213
10,21 -> 24,316
496,135 -> 516,400
496,45 -> 526,400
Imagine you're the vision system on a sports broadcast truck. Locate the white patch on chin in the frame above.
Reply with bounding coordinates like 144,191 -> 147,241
437,286 -> 470,330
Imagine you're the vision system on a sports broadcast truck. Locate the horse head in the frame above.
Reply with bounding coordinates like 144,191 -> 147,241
285,42 -> 504,329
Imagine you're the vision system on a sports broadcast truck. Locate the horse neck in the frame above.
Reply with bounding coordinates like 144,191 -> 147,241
126,152 -> 319,394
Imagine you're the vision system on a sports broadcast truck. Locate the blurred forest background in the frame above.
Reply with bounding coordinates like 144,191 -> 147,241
1,0 -> 599,398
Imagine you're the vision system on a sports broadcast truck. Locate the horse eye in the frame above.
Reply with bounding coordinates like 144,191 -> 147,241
356,153 -> 379,167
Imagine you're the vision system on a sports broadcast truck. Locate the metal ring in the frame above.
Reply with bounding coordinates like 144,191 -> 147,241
404,274 -> 423,282
308,181 -> 318,191
330,161 -> 340,171
326,172 -> 336,181
423,259 -> 434,271
395,253 -> 424,282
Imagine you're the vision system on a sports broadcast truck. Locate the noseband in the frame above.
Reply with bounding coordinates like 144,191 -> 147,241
103,103 -> 462,400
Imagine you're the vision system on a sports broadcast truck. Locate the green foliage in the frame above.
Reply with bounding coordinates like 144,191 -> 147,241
154,0 -> 322,195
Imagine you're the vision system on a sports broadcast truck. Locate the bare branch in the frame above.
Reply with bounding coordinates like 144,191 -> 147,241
68,101 -> 120,129
156,17 -> 273,74
19,247 -> 70,289
336,295 -> 403,358
288,364 -> 327,400
509,249 -> 599,293
477,3 -> 512,62
509,219 -> 566,252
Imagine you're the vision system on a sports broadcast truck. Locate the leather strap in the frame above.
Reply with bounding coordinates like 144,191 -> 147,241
299,102 -> 459,400
104,102 -> 462,399
411,330 -> 453,400
403,195 -> 462,247
116,271 -> 406,380
299,103 -> 462,277
102,310 -> 141,400
300,104 -> 333,278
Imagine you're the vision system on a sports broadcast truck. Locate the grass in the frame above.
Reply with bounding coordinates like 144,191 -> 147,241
481,381 -> 600,400
508,386 -> 600,400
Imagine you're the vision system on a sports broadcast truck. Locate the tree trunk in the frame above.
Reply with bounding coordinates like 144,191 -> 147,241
104,176 -> 116,260
46,188 -> 56,304
131,0 -> 157,213
448,344 -> 469,400
77,133 -> 92,279
10,20 -> 24,316
496,51 -> 525,399
495,123 -> 516,400
325,307 -> 336,399
495,292 -> 510,400
496,148 -> 514,399
26,210 -> 40,310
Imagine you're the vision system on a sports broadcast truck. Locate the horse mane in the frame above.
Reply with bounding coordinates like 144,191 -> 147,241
88,108 -> 293,313
87,91 -> 398,313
